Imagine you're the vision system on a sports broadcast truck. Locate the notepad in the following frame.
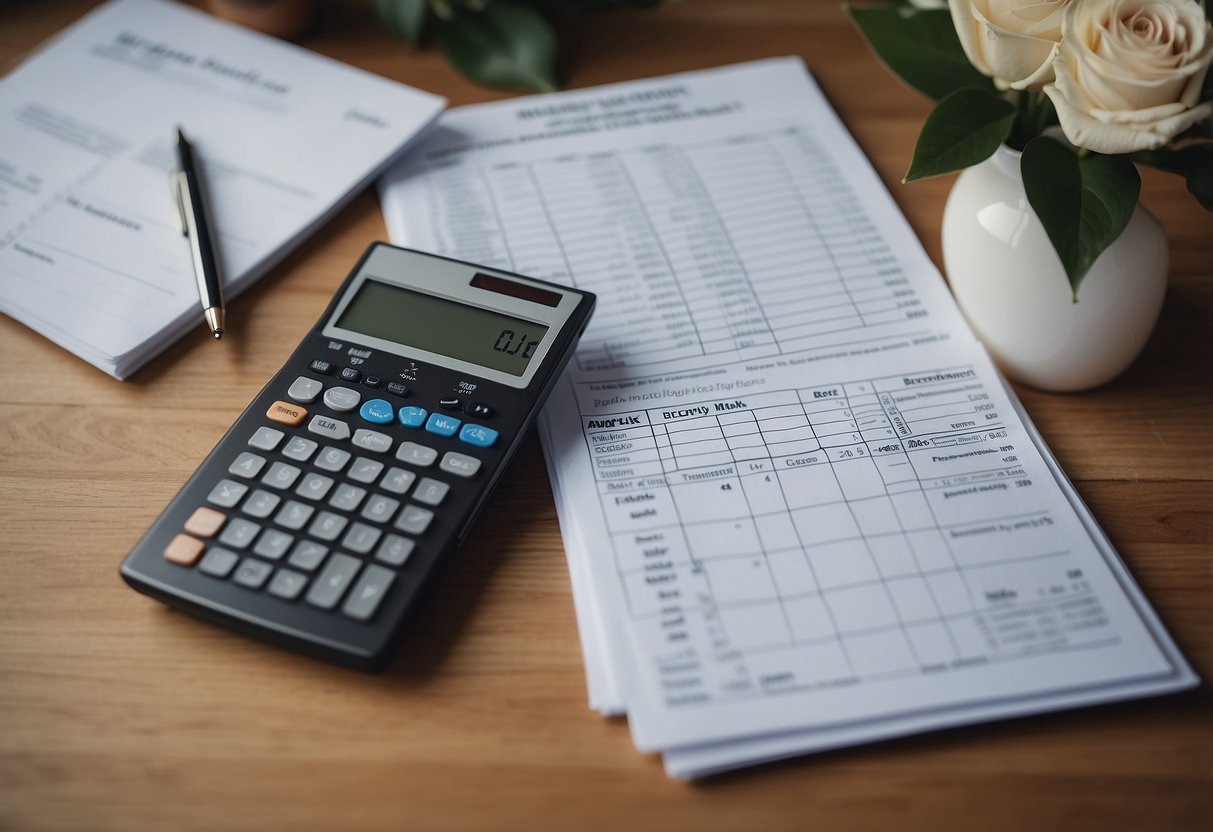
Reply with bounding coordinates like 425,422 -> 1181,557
0,0 -> 445,378
378,58 -> 1197,777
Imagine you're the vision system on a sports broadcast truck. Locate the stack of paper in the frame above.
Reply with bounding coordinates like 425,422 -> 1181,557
378,59 -> 1196,777
0,0 -> 444,378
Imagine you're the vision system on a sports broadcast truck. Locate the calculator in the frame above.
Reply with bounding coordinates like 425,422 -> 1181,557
120,243 -> 595,670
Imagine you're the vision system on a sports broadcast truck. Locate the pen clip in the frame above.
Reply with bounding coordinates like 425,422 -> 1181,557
170,170 -> 189,237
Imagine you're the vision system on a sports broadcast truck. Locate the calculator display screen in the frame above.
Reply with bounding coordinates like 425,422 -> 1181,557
336,279 -> 550,376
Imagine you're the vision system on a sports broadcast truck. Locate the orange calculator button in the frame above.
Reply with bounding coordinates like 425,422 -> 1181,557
164,534 -> 205,565
267,400 -> 307,426
183,506 -> 226,538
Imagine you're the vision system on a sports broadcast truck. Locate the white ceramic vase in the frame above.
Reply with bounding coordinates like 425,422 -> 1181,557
941,144 -> 1168,392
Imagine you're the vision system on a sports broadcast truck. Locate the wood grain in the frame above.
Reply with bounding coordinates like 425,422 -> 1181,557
1,1 -> 1210,829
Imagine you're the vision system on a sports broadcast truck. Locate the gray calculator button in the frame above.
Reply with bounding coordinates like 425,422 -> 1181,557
306,554 -> 362,610
413,478 -> 450,507
295,473 -> 335,501
287,376 -> 323,404
348,457 -> 385,483
253,528 -> 293,560
198,547 -> 240,578
307,415 -> 351,441
396,441 -> 438,468
352,429 -> 392,454
395,504 -> 434,535
314,446 -> 352,472
287,540 -> 328,572
342,522 -> 382,554
379,466 -> 417,495
242,489 -> 281,519
248,427 -> 285,451
262,461 -> 302,490
268,568 -> 309,600
342,565 -> 396,621
274,500 -> 315,530
361,494 -> 400,524
308,510 -> 348,541
233,558 -> 273,589
328,484 -> 367,512
322,387 -> 361,412
439,452 -> 482,478
218,517 -> 261,549
207,479 -> 249,508
230,452 -> 267,479
375,534 -> 415,566
282,436 -> 319,462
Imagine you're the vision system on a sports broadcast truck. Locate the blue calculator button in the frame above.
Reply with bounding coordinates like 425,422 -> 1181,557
424,413 -> 461,438
458,424 -> 498,448
398,406 -> 429,429
359,399 -> 394,424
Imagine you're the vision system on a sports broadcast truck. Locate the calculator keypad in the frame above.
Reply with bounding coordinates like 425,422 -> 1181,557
162,364 -> 496,626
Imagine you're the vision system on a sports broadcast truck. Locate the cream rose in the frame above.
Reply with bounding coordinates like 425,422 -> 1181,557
951,0 -> 1071,90
1044,0 -> 1213,154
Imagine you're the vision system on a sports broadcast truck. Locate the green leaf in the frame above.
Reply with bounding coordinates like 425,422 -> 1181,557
1022,137 -> 1142,298
1134,143 -> 1213,211
440,0 -> 558,92
375,0 -> 430,49
846,5 -> 995,100
904,88 -> 1017,181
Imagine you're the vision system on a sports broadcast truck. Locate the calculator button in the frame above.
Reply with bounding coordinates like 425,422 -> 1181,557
306,554 -> 362,610
314,446 -> 352,472
307,415 -> 351,441
309,359 -> 334,375
242,489 -> 281,519
218,517 -> 261,549
438,397 -> 462,411
379,466 -> 417,495
425,413 -> 461,437
207,479 -> 249,508
413,478 -> 449,507
439,451 -> 482,479
398,406 -> 428,428
352,429 -> 392,454
253,528 -> 293,560
184,507 -> 226,538
375,534 -> 415,567
363,376 -> 383,389
295,473 -> 335,501
229,452 -> 267,479
267,401 -> 307,427
262,461 -> 302,490
466,402 -> 493,419
274,500 -> 315,531
395,505 -> 434,535
359,399 -> 394,424
281,436 -> 319,462
323,386 -> 361,412
342,565 -> 396,621
339,367 -> 362,383
287,376 -> 323,404
342,522 -> 382,554
348,457 -> 385,484
268,568 -> 309,600
396,441 -> 438,468
248,426 -> 285,451
308,510 -> 349,541
198,547 -> 240,578
458,424 -> 499,449
386,382 -> 410,398
288,541 -> 328,572
329,484 -> 367,512
164,534 -> 205,565
234,558 -> 273,589
361,494 -> 400,524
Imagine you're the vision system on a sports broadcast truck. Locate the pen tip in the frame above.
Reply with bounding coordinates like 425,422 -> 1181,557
177,126 -> 186,143
213,329 -> 223,340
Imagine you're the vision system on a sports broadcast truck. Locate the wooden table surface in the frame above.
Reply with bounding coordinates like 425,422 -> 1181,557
1,1 -> 1210,829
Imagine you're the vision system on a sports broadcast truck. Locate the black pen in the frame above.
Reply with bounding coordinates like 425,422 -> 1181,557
172,127 -> 225,339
